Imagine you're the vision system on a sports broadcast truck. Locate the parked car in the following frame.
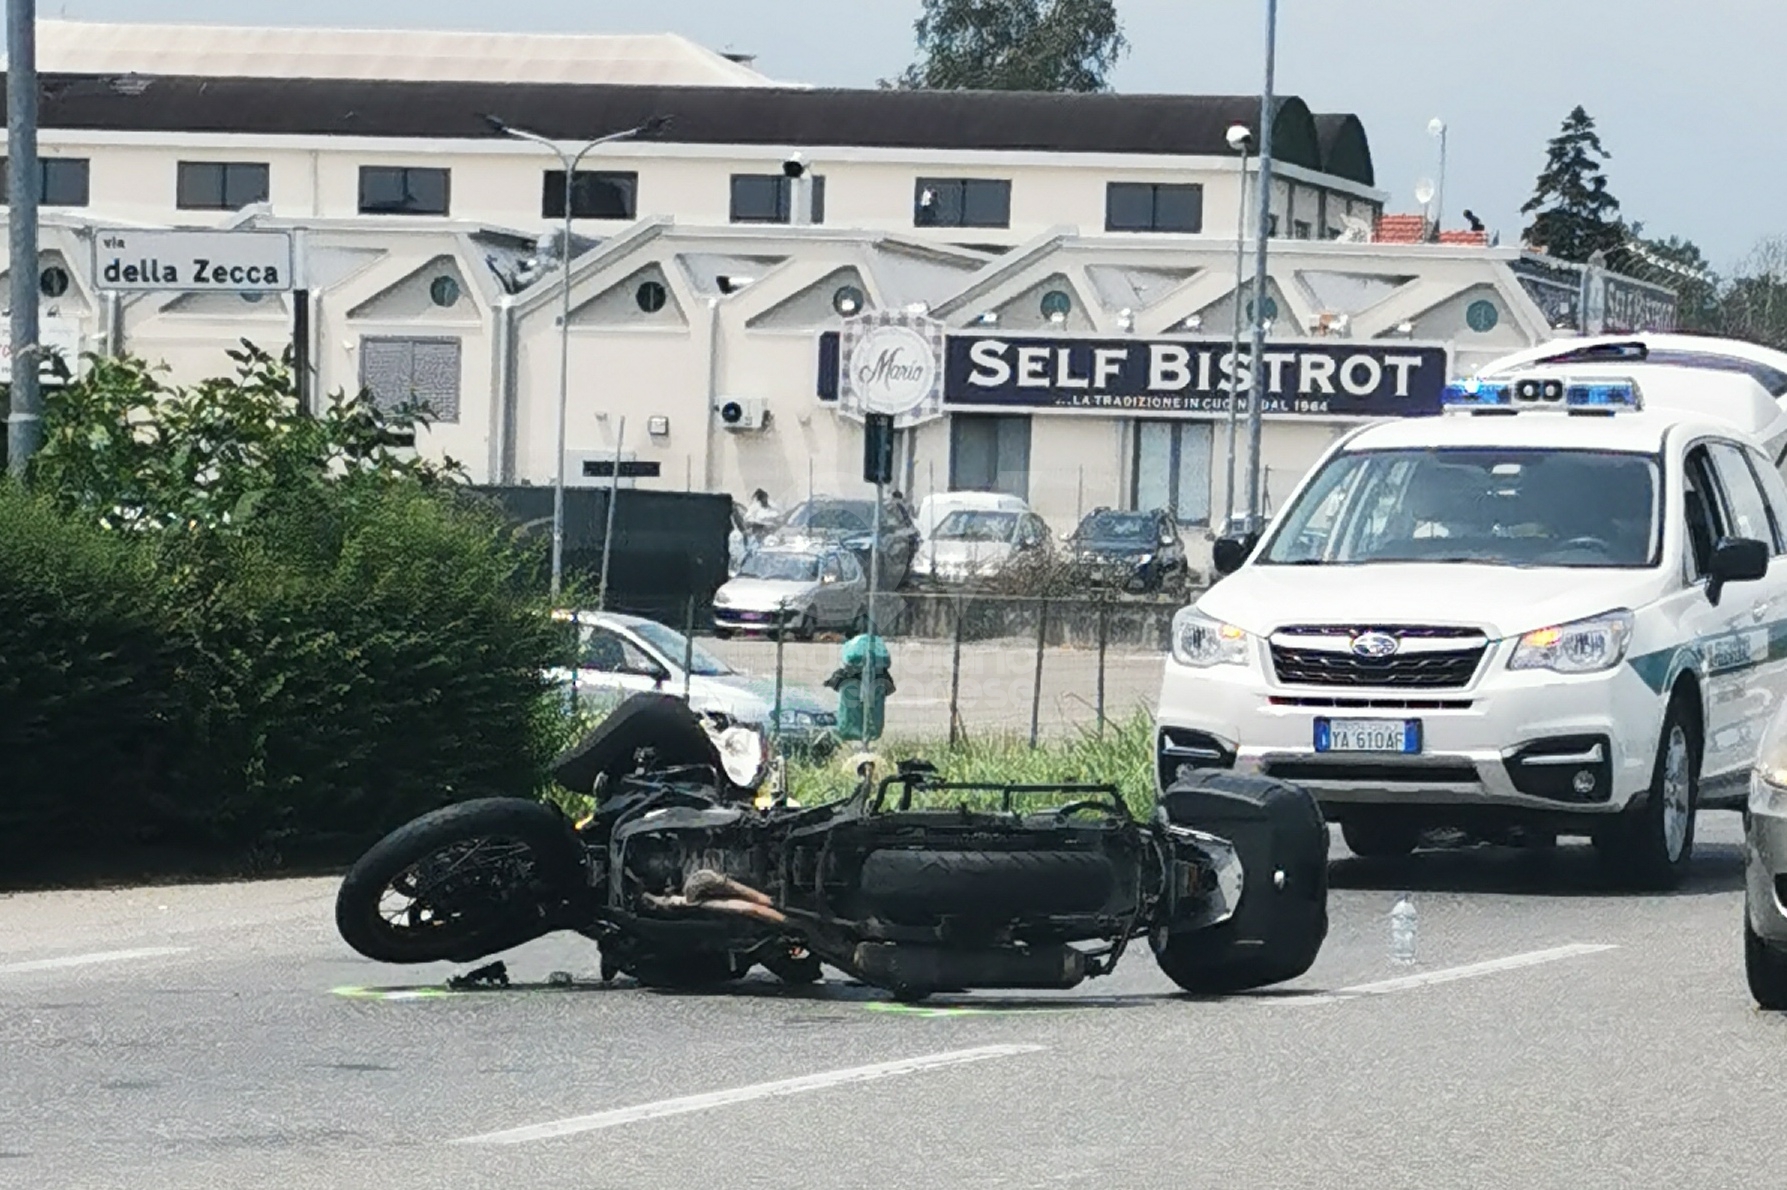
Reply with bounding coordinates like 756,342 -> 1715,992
762,496 -> 921,588
549,610 -> 836,750
1067,508 -> 1190,593
712,548 -> 870,639
915,490 -> 1030,541
1748,705 -> 1787,1007
911,502 -> 1053,587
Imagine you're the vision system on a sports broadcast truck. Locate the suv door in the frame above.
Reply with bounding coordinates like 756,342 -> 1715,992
1707,440 -> 1787,768
1680,443 -> 1765,779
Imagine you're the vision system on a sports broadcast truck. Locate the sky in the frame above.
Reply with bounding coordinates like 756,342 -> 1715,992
40,0 -> 1786,271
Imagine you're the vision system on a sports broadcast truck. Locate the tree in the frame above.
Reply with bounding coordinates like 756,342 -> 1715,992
1721,236 -> 1787,352
894,0 -> 1127,92
1521,106 -> 1624,263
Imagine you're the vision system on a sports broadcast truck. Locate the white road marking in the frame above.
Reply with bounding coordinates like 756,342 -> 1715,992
451,1043 -> 1045,1145
0,946 -> 191,975
1270,943 -> 1618,1006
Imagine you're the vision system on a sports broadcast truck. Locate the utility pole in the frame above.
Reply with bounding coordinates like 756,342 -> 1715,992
1242,0 -> 1278,535
6,0 -> 41,477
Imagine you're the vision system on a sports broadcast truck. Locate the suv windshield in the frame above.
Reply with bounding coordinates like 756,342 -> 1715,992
1261,448 -> 1661,568
740,552 -> 821,582
1076,512 -> 1151,542
936,510 -> 1019,542
626,620 -> 735,677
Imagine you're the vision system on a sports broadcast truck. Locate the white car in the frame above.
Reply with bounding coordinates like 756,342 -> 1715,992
910,500 -> 1052,587
550,611 -> 837,749
1156,364 -> 1787,888
713,548 -> 869,639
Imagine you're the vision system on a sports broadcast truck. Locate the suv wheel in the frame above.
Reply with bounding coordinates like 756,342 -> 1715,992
1596,697 -> 1699,890
1746,915 -> 1787,1009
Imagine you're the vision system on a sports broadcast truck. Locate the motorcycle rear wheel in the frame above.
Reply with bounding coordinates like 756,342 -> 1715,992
335,798 -> 585,965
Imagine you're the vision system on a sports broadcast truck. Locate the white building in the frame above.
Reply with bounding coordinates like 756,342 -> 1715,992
3,22 -> 1676,570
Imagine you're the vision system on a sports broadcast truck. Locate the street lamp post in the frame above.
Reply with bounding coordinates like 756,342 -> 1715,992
1220,123 -> 1253,536
6,0 -> 40,478
1242,0 -> 1279,535
484,114 -> 666,602
1428,117 -> 1448,240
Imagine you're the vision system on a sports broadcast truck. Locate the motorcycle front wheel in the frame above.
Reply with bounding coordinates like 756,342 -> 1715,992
335,798 -> 586,965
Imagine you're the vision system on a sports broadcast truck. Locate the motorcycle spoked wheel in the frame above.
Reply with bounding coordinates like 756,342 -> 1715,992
336,799 -> 585,965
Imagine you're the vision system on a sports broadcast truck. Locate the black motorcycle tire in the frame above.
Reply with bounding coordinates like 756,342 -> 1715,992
859,849 -> 1114,922
336,798 -> 585,965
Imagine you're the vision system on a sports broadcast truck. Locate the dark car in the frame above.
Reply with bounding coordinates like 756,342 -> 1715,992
1067,508 -> 1190,593
762,496 -> 921,588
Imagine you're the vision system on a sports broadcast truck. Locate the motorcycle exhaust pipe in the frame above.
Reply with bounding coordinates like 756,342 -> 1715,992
852,943 -> 1087,992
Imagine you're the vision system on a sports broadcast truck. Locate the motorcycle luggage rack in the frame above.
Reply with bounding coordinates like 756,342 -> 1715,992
868,766 -> 1130,819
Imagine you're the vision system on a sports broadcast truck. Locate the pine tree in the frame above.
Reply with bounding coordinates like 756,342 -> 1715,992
1521,106 -> 1624,262
894,0 -> 1127,93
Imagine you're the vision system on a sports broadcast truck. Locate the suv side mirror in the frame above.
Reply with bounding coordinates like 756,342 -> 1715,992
1708,537 -> 1770,605
1211,534 -> 1258,577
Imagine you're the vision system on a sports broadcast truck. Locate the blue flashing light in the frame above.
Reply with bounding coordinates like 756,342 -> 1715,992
1441,381 -> 1513,408
1565,382 -> 1642,410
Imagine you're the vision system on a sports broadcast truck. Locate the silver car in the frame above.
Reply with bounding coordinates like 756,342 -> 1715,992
713,548 -> 869,639
1747,705 -> 1787,1006
548,611 -> 837,750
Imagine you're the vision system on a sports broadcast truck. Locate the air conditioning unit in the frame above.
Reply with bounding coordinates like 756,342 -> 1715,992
716,397 -> 770,431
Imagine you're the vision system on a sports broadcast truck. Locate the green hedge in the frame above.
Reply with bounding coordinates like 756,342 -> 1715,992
0,481 -> 564,875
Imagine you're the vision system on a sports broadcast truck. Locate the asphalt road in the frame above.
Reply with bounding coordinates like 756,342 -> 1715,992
2,813 -> 1777,1190
707,636 -> 1165,739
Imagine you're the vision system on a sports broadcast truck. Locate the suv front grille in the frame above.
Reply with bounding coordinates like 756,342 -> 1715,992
1271,645 -> 1485,688
1269,626 -> 1488,689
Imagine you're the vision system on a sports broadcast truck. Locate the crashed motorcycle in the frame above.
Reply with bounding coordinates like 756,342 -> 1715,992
335,695 -> 1329,999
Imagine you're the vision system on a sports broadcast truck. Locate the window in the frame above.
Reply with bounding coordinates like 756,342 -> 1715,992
1,157 -> 90,206
914,178 -> 1010,228
1683,447 -> 1727,579
358,166 -> 450,216
1105,183 -> 1203,233
730,174 -> 826,224
542,170 -> 637,220
1709,442 -> 1783,552
1267,213 -> 1280,237
948,414 -> 1031,499
358,337 -> 462,423
1262,448 -> 1661,569
578,627 -> 660,676
1133,421 -> 1213,524
177,161 -> 269,210
1293,220 -> 1313,240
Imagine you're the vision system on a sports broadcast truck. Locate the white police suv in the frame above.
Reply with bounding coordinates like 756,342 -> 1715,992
1156,361 -> 1787,888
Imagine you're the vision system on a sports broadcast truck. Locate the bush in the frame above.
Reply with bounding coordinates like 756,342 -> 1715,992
1,346 -> 563,881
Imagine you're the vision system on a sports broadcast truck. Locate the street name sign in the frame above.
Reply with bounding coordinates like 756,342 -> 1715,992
92,229 -> 294,292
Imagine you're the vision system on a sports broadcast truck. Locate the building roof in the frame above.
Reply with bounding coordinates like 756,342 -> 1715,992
21,19 -> 783,88
13,74 -> 1376,184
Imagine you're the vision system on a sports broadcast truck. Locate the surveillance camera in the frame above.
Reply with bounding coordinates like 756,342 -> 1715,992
1225,124 -> 1253,152
782,152 -> 808,179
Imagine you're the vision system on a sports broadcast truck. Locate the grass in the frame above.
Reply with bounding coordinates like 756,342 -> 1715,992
782,712 -> 1157,815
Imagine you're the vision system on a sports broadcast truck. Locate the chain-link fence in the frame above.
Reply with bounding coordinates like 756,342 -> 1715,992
684,591 -> 1191,744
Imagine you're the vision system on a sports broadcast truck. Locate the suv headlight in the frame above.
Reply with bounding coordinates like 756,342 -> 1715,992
1508,610 -> 1634,674
1753,710 -> 1787,814
1172,607 -> 1250,668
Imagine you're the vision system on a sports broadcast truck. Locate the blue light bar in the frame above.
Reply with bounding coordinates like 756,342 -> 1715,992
1441,381 -> 1513,408
1565,382 -> 1642,410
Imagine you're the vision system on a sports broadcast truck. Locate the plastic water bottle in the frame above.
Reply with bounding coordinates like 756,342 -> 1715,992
1389,894 -> 1417,966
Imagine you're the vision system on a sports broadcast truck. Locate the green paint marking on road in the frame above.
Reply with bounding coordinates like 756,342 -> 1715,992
331,985 -> 456,1001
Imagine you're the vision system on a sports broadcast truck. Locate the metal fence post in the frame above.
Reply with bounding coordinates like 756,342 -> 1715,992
1030,597 -> 1048,750
681,592 -> 696,703
773,597 -> 788,746
1097,594 -> 1110,739
948,593 -> 965,749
